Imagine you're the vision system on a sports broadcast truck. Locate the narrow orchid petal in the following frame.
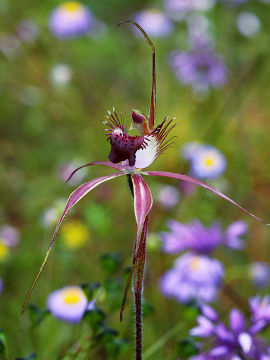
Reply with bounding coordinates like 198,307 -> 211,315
22,172 -> 123,314
65,161 -> 125,183
131,174 -> 153,252
146,171 -> 269,225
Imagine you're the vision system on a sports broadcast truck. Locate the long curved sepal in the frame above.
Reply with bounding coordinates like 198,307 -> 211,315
146,171 -> 269,225
22,172 -> 123,315
65,161 -> 125,183
119,175 -> 152,321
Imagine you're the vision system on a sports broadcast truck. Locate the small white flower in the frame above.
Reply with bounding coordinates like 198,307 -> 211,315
50,64 -> 72,88
237,12 -> 260,38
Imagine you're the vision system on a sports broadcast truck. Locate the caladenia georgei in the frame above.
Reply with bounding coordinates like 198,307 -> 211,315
22,20 -> 269,360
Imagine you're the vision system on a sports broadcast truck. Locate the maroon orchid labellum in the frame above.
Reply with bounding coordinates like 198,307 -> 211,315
22,20 -> 268,360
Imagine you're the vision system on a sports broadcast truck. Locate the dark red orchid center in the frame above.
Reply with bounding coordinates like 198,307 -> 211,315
109,131 -> 145,167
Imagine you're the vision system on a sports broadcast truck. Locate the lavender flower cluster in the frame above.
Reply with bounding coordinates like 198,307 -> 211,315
190,297 -> 270,359
160,220 -> 247,303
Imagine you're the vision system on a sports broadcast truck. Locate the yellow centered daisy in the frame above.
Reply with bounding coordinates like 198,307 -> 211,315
204,157 -> 214,167
62,288 -> 82,304
0,242 -> 9,260
190,256 -> 201,270
61,2 -> 82,13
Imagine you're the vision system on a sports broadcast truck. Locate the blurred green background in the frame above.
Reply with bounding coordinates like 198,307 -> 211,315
0,0 -> 270,358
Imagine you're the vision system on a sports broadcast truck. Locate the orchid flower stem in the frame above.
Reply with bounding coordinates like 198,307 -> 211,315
133,217 -> 148,360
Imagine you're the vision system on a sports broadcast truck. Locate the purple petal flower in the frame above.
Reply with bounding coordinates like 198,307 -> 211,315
249,262 -> 270,288
190,315 -> 216,337
49,2 -> 95,39
191,296 -> 270,359
57,160 -> 86,186
170,47 -> 227,93
0,225 -> 20,247
190,145 -> 227,180
16,20 -> 39,43
133,9 -> 173,38
47,285 -> 94,323
157,185 -> 180,209
250,296 -> 270,323
224,220 -> 247,249
161,219 -> 226,254
229,309 -> 245,333
201,304 -> 219,322
180,142 -> 202,161
160,253 -> 224,303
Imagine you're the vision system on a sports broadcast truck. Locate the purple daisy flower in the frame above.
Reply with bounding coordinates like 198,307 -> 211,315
47,285 -> 94,324
161,219 -> 247,254
170,46 -> 227,93
49,2 -> 94,39
16,20 -> 39,43
157,185 -> 180,209
56,160 -> 87,186
190,297 -> 270,359
190,145 -> 227,180
0,225 -> 20,247
133,9 -> 173,38
249,262 -> 270,288
160,253 -> 224,303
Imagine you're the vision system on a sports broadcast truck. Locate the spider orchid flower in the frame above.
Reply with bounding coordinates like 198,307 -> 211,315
22,20 -> 268,359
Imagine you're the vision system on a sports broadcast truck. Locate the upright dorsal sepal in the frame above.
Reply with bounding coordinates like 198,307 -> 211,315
118,20 -> 156,132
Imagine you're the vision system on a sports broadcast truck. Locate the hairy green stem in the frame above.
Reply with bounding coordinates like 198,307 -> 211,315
133,217 -> 148,360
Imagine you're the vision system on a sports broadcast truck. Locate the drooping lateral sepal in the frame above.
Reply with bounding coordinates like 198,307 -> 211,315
22,172 -> 124,314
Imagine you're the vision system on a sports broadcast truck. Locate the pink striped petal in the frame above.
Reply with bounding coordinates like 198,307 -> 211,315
65,161 -> 125,183
131,174 -> 153,252
146,171 -> 268,225
22,172 -> 123,314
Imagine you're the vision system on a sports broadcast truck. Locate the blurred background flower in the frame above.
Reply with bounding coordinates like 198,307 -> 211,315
40,199 -> 66,229
49,2 -> 95,38
249,262 -> 270,288
49,64 -> 73,89
15,20 -> 39,43
236,12 -> 261,38
180,143 -> 227,180
156,185 -> 180,209
133,9 -> 173,38
56,160 -> 87,185
47,285 -> 94,323
60,220 -> 90,249
0,225 -> 20,248
160,253 -> 224,303
190,297 -> 270,359
170,45 -> 227,94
